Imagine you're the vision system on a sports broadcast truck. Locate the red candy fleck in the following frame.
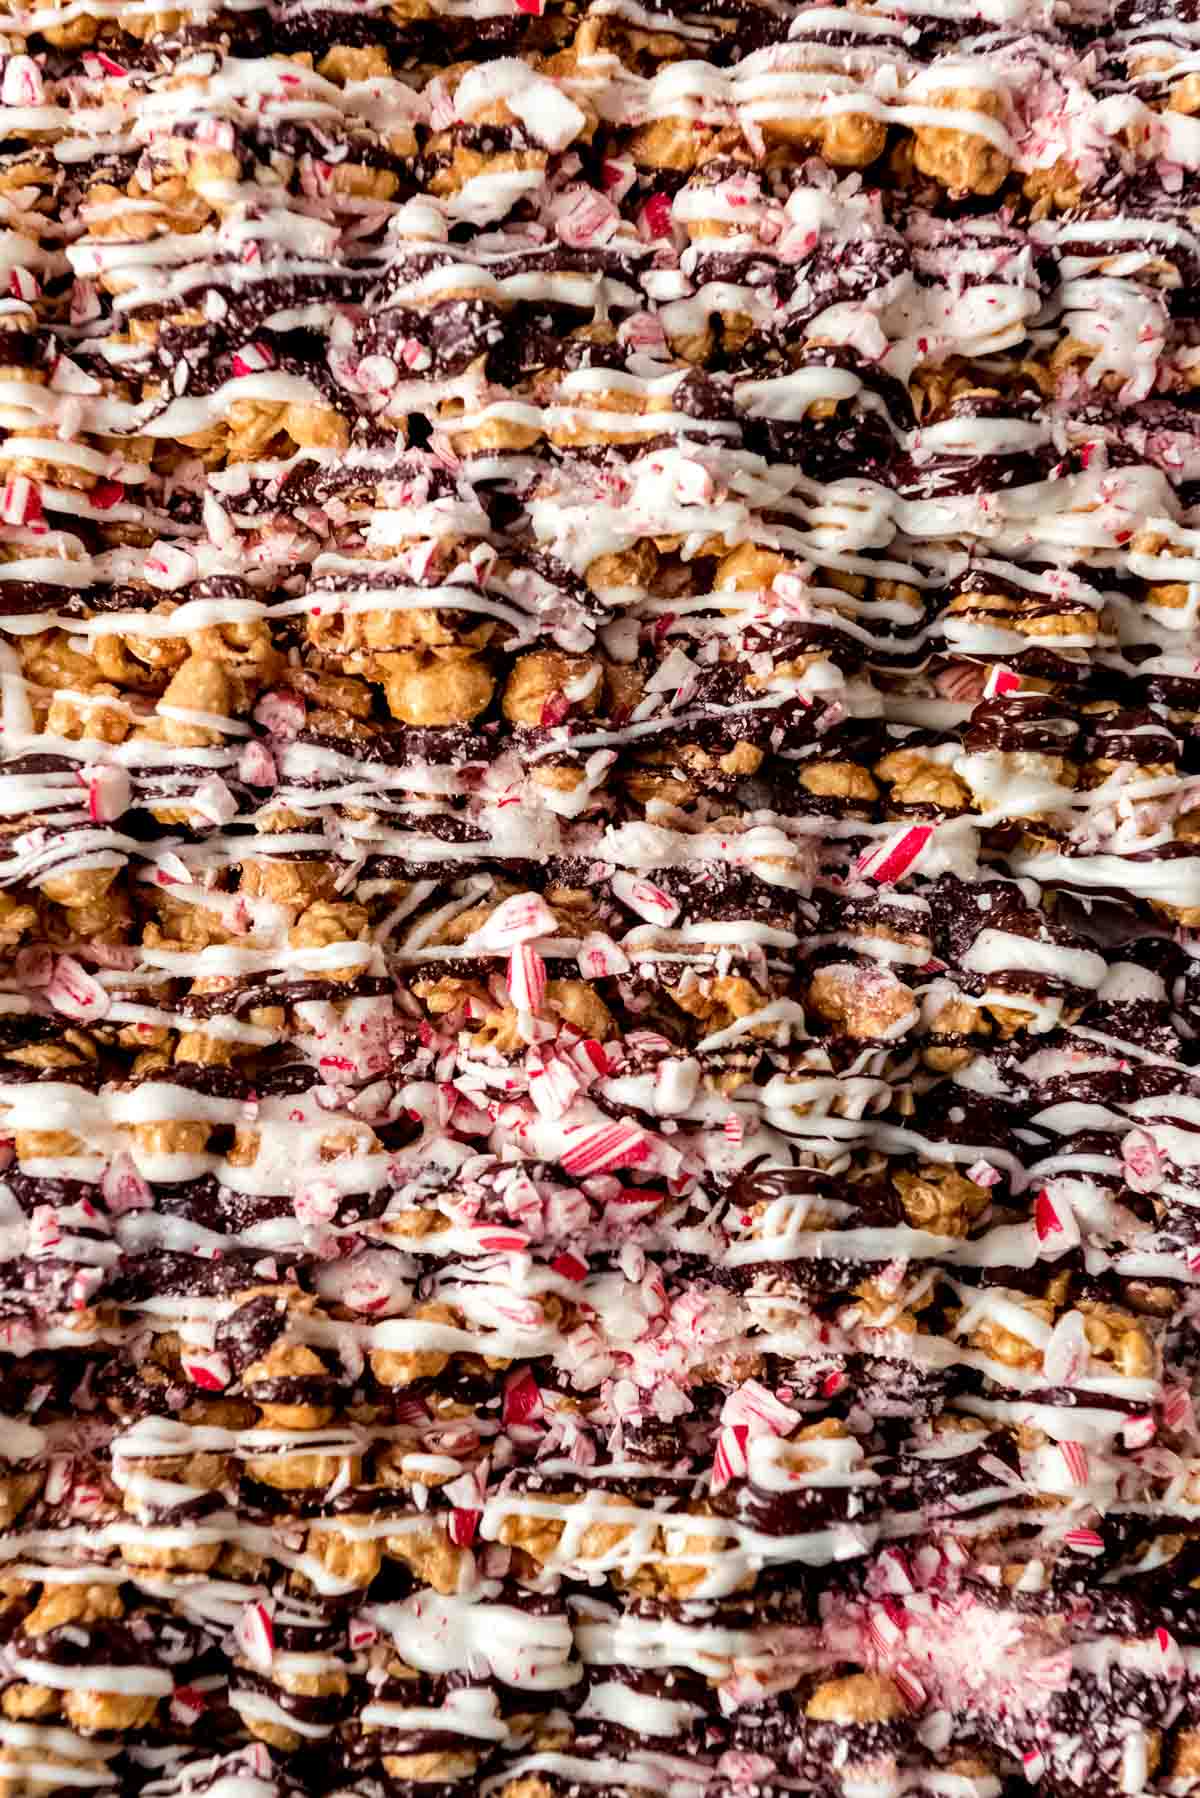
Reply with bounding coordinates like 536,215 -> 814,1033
503,1368 -> 543,1426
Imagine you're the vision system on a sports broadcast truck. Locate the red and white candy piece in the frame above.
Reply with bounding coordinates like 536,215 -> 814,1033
554,186 -> 619,248
502,1367 -> 543,1427
472,892 -> 558,950
231,341 -> 276,377
867,1599 -> 906,1653
27,1206 -> 60,1257
874,1547 -> 914,1594
46,955 -> 110,1022
966,1158 -> 1001,1188
983,664 -> 1022,699
184,1352 -> 231,1392
81,51 -> 127,79
1122,1127 -> 1163,1193
1058,1441 -> 1089,1485
78,755 -> 131,823
253,688 -> 306,739
0,475 -> 42,526
508,943 -> 546,1015
170,1687 -> 208,1728
620,312 -> 668,355
357,353 -> 401,390
448,1508 -> 481,1546
561,1119 -> 649,1176
143,542 -> 197,590
339,1265 -> 393,1314
601,157 -> 635,201
295,1181 -> 340,1227
194,116 -> 235,149
570,1038 -> 610,1083
526,1048 -> 580,1121
1156,1627 -> 1185,1678
474,1227 -> 530,1254
639,192 -> 674,239
190,776 -> 239,827
577,933 -> 630,978
1122,1412 -> 1156,1449
69,1267 -> 105,1307
154,850 -> 194,886
1162,1383 -> 1195,1434
2,56 -> 44,106
235,1602 -> 275,1671
238,740 -> 277,788
1033,1185 -> 1079,1251
710,1423 -> 749,1493
102,1151 -> 152,1215
611,872 -> 679,926
720,1379 -> 798,1438
1034,1188 -> 1066,1241
1043,1310 -> 1089,1387
70,280 -> 100,324
854,825 -> 933,886
892,1663 -> 926,1709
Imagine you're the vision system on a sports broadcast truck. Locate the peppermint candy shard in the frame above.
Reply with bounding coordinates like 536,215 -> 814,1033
502,1368 -> 542,1427
611,872 -> 680,925
235,1602 -> 275,1670
1042,1310 -> 1089,1387
1034,1189 -> 1063,1240
184,1353 -> 231,1392
170,1687 -> 207,1727
641,192 -> 673,237
0,474 -> 41,526
448,1508 -> 481,1546
577,932 -> 630,977
854,824 -> 934,885
983,664 -> 1021,699
46,955 -> 110,1022
1122,1127 -> 1163,1193
508,943 -> 546,1015
560,1119 -> 648,1176
1059,1440 -> 1089,1485
710,1423 -> 749,1493
966,1158 -> 1000,1188
102,1151 -> 152,1215
231,341 -> 276,376
893,1664 -> 926,1708
1,55 -> 44,106
472,892 -> 558,950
